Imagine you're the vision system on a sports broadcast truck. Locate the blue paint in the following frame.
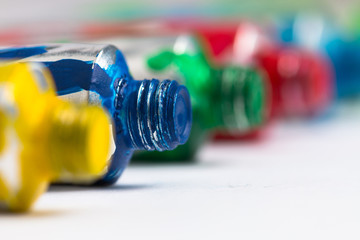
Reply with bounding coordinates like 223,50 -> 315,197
0,44 -> 192,185
0,46 -> 47,59
324,38 -> 360,98
277,17 -> 360,99
42,59 -> 93,95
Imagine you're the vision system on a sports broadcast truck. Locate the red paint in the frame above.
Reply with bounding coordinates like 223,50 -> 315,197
192,21 -> 334,141
256,46 -> 333,118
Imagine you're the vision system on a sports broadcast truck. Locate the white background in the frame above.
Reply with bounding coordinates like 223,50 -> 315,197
1,102 -> 360,239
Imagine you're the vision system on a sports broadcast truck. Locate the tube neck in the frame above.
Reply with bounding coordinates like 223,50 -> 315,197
115,78 -> 192,151
47,101 -> 111,183
196,66 -> 267,132
216,66 -> 267,131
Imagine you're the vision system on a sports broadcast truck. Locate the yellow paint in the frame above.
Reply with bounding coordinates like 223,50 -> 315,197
0,112 -> 5,153
0,63 -> 111,212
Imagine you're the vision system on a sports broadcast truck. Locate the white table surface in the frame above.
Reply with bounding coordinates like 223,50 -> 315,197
1,101 -> 360,240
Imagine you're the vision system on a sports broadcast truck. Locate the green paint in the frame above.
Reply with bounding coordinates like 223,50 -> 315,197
133,36 -> 267,161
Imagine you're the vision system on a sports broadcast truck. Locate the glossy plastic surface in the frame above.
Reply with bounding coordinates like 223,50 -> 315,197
256,46 -> 333,117
0,63 -> 110,211
193,21 -> 333,141
278,15 -> 360,99
134,36 -> 267,161
0,44 -> 192,184
232,22 -> 334,118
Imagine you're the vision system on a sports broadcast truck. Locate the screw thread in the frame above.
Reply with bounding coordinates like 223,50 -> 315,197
218,67 -> 267,131
124,79 -> 191,151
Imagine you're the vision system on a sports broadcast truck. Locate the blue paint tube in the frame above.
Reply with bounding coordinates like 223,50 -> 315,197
0,44 -> 192,185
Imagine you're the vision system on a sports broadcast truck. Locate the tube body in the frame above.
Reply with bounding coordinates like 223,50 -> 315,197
0,44 -> 192,183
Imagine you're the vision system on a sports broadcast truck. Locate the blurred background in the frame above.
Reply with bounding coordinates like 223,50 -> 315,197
0,0 -> 357,38
0,0 -> 355,23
